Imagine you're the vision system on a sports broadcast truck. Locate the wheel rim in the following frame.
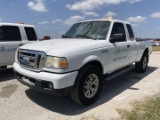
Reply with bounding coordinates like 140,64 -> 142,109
143,57 -> 147,70
83,74 -> 99,98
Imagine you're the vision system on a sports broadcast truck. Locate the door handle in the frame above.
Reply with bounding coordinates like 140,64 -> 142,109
127,45 -> 130,48
101,49 -> 108,53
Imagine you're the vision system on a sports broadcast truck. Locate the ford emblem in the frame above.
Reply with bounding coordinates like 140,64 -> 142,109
22,56 -> 30,65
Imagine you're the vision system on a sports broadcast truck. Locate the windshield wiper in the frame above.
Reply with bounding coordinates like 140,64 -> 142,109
75,34 -> 96,40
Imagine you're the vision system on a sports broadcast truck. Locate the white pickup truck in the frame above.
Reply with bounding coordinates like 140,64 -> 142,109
13,18 -> 152,106
0,23 -> 39,69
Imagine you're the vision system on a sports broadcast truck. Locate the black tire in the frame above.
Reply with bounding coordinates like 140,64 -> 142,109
70,65 -> 102,106
135,52 -> 148,73
0,66 -> 7,69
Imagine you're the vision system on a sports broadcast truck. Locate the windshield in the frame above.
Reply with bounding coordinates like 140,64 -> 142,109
63,21 -> 110,40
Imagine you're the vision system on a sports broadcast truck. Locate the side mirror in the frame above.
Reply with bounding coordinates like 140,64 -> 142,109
62,35 -> 65,38
110,34 -> 126,43
62,34 -> 68,38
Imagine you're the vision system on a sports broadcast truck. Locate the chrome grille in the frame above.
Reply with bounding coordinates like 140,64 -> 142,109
18,49 -> 46,71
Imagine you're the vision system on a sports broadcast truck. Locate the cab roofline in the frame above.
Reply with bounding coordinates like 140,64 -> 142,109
75,19 -> 131,25
0,22 -> 34,27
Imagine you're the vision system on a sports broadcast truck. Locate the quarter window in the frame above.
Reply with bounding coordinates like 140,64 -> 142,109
25,27 -> 37,41
126,24 -> 134,40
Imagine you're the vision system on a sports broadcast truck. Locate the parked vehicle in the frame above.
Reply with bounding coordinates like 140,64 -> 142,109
152,38 -> 160,46
14,18 -> 152,106
0,23 -> 39,69
153,42 -> 160,46
40,36 -> 51,41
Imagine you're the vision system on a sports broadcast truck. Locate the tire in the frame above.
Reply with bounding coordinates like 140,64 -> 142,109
135,52 -> 148,73
71,65 -> 102,106
0,66 -> 7,69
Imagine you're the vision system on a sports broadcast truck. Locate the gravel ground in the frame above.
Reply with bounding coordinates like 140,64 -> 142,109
0,52 -> 160,120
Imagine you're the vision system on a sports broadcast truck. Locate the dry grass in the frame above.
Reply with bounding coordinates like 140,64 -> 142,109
153,46 -> 160,51
117,96 -> 160,120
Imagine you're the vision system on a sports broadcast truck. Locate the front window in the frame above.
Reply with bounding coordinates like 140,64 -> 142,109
63,21 -> 110,40
0,26 -> 22,41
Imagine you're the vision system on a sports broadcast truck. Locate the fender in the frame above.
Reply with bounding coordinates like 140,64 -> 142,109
81,55 -> 104,73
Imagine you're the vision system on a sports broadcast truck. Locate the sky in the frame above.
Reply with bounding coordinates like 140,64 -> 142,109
0,0 -> 160,39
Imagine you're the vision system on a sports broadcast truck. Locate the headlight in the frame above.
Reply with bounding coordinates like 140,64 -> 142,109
15,49 -> 18,62
44,56 -> 68,69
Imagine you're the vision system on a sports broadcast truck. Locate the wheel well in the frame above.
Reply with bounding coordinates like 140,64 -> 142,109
144,48 -> 149,55
80,61 -> 103,74
142,48 -> 149,62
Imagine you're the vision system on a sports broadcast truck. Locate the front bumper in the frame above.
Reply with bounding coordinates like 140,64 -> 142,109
13,62 -> 78,96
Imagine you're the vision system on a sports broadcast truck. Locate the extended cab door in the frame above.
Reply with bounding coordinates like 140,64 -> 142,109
125,24 -> 137,64
0,25 -> 22,65
108,22 -> 130,72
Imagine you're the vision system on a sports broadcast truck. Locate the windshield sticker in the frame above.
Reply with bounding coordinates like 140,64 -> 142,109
0,47 -> 17,53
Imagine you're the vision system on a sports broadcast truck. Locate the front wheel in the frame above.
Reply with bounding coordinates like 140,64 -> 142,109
135,53 -> 148,73
0,66 -> 7,69
70,65 -> 102,106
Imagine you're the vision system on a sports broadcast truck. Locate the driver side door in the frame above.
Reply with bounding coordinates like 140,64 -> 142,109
108,22 -> 130,72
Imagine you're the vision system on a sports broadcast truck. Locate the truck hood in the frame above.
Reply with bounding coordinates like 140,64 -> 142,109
20,38 -> 105,56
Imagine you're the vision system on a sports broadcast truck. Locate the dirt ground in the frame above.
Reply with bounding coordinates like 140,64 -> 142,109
0,52 -> 160,120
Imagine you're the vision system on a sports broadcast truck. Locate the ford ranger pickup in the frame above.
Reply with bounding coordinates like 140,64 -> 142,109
13,18 -> 152,106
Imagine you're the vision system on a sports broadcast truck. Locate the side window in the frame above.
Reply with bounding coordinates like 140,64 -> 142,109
110,22 -> 126,42
126,24 -> 134,41
0,29 -> 2,40
24,27 -> 37,41
0,26 -> 22,41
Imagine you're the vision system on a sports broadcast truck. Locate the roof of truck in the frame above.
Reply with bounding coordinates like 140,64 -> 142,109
76,18 -> 131,24
0,22 -> 35,28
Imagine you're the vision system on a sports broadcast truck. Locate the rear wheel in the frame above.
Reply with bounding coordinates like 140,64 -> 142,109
71,65 -> 102,106
135,53 -> 148,73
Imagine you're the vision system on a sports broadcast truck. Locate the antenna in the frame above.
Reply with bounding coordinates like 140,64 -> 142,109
56,0 -> 59,39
